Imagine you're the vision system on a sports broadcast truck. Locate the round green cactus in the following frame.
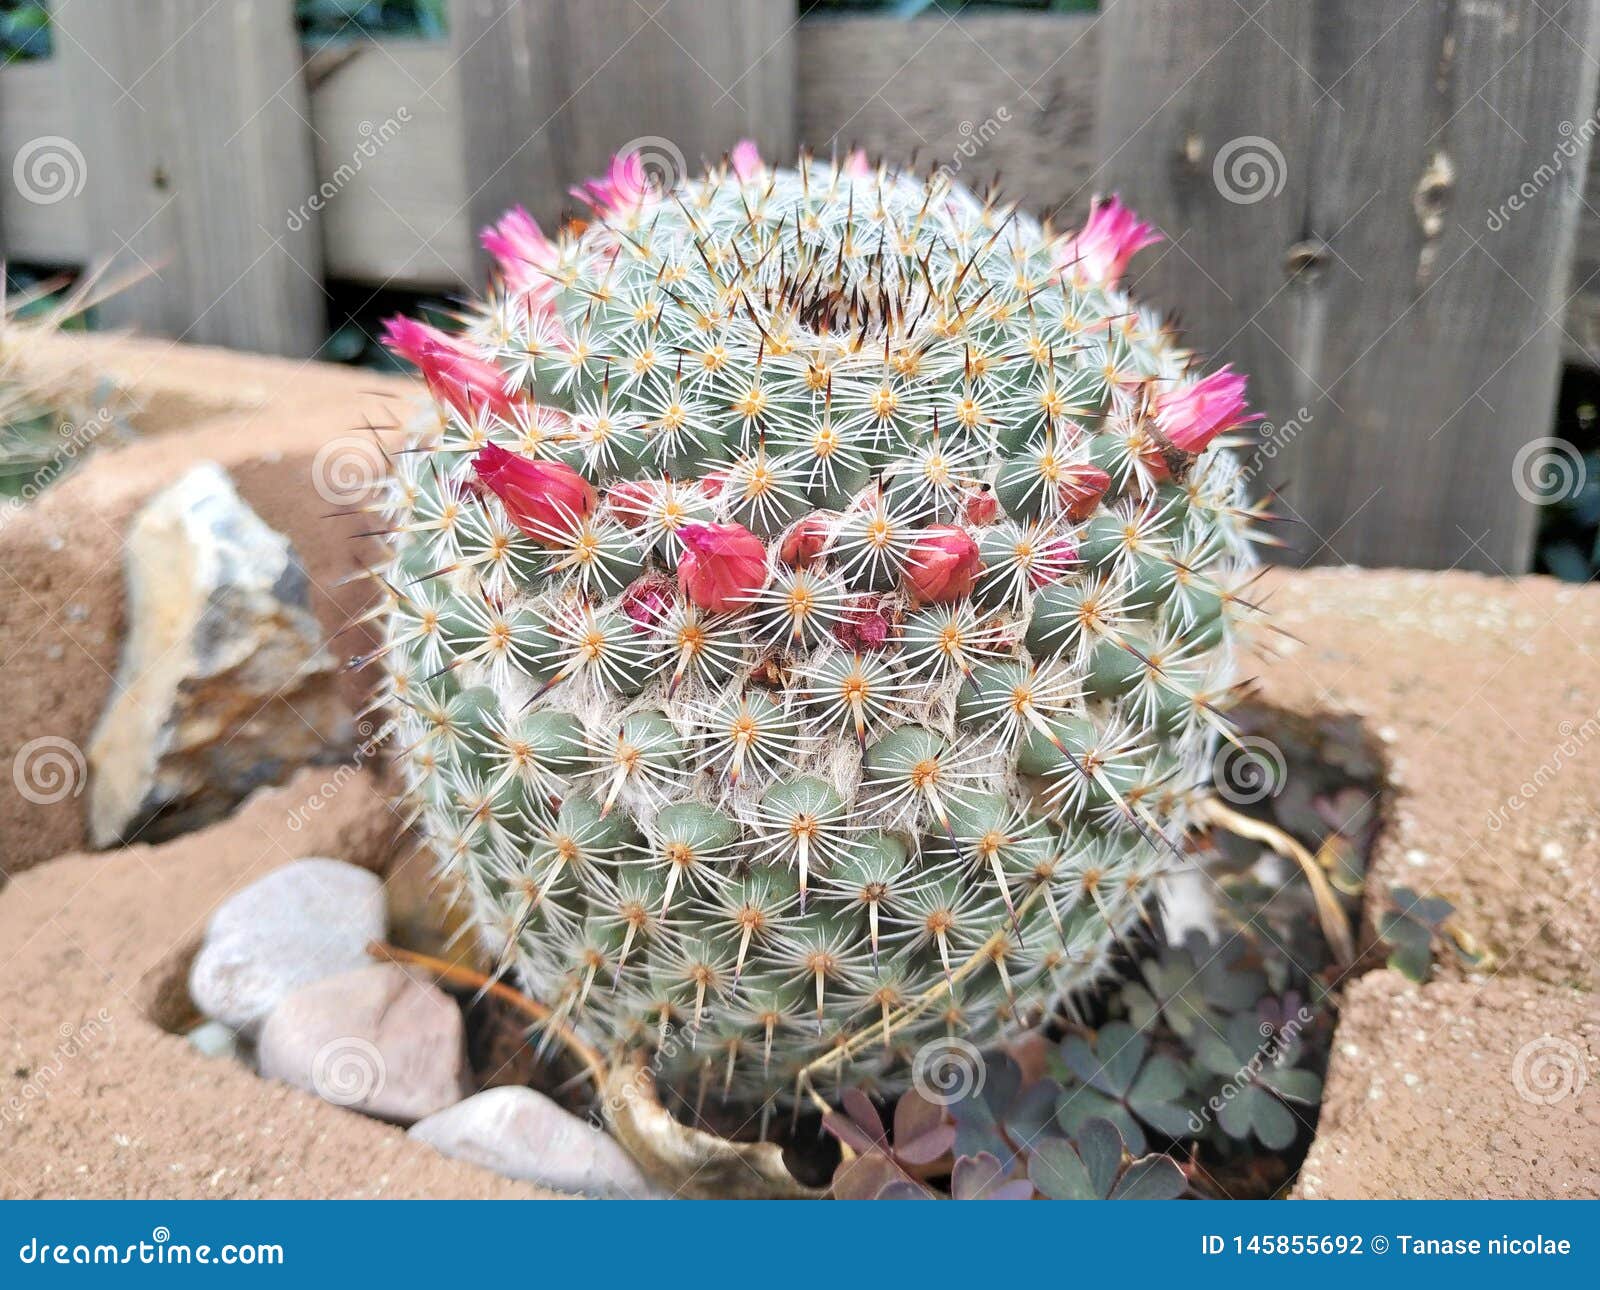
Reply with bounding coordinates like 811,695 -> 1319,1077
372,142 -> 1265,1109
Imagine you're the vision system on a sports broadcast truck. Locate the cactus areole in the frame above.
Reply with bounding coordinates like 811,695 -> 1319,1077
373,145 -> 1264,1107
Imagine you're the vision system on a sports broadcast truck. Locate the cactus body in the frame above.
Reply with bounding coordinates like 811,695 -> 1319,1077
375,147 -> 1261,1107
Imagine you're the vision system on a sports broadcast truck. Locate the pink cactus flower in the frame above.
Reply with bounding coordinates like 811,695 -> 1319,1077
570,150 -> 652,216
904,526 -> 982,606
472,442 -> 596,545
730,139 -> 763,181
843,148 -> 872,179
676,522 -> 769,613
1155,366 -> 1253,454
1059,196 -> 1162,285
381,316 -> 515,421
480,206 -> 560,306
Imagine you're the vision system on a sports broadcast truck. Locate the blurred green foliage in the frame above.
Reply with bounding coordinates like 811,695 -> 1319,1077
0,1 -> 49,61
1,0 -> 1097,63
298,0 -> 446,42
318,282 -> 454,371
0,1 -> 449,60
1538,371 -> 1600,582
806,1 -> 1097,12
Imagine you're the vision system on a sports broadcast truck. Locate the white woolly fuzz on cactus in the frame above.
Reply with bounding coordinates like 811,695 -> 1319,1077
368,143 -> 1268,1108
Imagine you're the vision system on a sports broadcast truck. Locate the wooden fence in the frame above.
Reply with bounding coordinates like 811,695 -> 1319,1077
1,0 -> 1597,571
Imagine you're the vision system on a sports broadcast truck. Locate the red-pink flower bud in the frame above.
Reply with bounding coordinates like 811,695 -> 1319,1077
904,526 -> 981,606
833,596 -> 893,652
472,443 -> 595,546
1154,366 -> 1253,454
1029,538 -> 1078,589
1058,462 -> 1112,522
963,488 -> 1000,526
606,479 -> 659,529
381,316 -> 514,421
779,515 -> 831,568
676,522 -> 769,613
621,573 -> 673,634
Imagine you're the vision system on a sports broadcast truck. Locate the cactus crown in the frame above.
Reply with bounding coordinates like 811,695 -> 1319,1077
374,144 -> 1264,1109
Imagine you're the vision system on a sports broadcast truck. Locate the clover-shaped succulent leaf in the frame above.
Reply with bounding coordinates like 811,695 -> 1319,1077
1029,1117 -> 1186,1200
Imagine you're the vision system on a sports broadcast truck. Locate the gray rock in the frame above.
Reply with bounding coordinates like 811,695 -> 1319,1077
258,963 -> 470,1125
408,1086 -> 657,1198
88,461 -> 351,846
188,857 -> 384,1036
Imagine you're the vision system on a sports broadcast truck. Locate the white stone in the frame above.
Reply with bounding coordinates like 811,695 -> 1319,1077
408,1086 -> 657,1198
185,1020 -> 240,1060
257,963 -> 470,1125
188,857 -> 385,1036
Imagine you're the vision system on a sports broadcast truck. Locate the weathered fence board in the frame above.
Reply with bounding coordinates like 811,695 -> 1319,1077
452,0 -> 797,274
0,61 -> 85,263
50,0 -> 325,357
6,9 -> 1600,378
306,41 -> 475,287
4,6 -> 1600,571
798,13 -> 1099,222
1095,0 -> 1600,573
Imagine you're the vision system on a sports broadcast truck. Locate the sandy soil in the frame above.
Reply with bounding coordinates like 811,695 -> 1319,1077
1257,567 -> 1600,992
0,763 -> 558,1198
1298,971 -> 1598,1199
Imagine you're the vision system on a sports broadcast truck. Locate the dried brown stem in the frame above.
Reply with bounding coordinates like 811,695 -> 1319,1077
1198,797 -> 1356,966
